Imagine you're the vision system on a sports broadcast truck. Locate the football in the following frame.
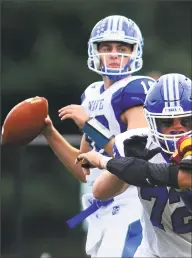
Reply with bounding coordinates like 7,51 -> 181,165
1,96 -> 48,146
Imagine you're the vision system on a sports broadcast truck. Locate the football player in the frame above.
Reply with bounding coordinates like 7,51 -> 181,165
76,73 -> 192,257
43,15 -> 155,257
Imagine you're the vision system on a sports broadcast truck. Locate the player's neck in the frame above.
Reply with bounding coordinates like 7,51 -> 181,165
103,75 -> 132,90
103,77 -> 117,90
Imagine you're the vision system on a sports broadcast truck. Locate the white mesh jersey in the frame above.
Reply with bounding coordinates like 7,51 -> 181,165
135,140 -> 192,258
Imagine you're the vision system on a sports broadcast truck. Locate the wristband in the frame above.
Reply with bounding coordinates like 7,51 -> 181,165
82,118 -> 114,149
99,156 -> 113,169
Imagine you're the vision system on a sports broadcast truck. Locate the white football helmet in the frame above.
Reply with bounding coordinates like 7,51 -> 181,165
88,15 -> 144,81
144,73 -> 192,154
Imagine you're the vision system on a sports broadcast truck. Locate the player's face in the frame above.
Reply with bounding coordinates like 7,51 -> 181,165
157,117 -> 192,135
97,42 -> 133,69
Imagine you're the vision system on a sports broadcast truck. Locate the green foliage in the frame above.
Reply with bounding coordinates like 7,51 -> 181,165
2,1 -> 191,93
1,1 -> 191,255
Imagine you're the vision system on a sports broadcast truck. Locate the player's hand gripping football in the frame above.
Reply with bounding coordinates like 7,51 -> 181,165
58,105 -> 89,129
41,115 -> 54,137
171,135 -> 192,165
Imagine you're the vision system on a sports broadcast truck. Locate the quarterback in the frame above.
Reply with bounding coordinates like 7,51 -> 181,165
43,15 -> 155,257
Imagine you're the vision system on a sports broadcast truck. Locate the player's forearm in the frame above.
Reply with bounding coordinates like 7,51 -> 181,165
104,138 -> 115,156
105,157 -> 191,189
44,127 -> 86,182
93,170 -> 128,200
178,170 -> 192,189
177,156 -> 192,189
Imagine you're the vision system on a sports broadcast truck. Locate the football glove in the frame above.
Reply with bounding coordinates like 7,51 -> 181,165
171,136 -> 192,165
124,135 -> 161,160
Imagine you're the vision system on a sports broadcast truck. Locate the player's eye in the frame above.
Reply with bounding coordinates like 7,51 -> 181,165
156,117 -> 192,129
100,47 -> 111,52
180,117 -> 192,128
118,47 -> 128,52
156,118 -> 173,128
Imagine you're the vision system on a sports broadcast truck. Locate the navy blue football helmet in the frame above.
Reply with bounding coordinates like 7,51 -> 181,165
87,15 -> 144,81
144,73 -> 192,154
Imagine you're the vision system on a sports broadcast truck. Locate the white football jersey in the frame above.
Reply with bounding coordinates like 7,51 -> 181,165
81,75 -> 154,183
80,76 -> 153,243
136,139 -> 192,257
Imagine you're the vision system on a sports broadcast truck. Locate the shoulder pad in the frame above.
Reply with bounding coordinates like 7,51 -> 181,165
114,128 -> 149,157
81,81 -> 103,104
118,76 -> 155,112
85,81 -> 103,93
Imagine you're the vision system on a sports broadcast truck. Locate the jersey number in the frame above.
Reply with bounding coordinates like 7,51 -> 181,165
141,80 -> 154,94
140,187 -> 192,234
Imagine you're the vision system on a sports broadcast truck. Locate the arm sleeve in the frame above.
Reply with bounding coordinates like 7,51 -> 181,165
106,157 -> 179,188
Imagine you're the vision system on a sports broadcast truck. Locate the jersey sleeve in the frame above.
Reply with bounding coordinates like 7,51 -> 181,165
113,128 -> 149,158
80,84 -> 92,110
113,143 -> 121,157
80,82 -> 101,107
113,131 -> 129,157
81,92 -> 86,105
112,77 -> 155,113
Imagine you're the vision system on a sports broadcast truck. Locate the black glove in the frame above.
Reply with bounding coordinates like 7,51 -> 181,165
124,135 -> 161,160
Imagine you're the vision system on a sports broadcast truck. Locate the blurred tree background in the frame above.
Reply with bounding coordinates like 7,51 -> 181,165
1,0 -> 191,257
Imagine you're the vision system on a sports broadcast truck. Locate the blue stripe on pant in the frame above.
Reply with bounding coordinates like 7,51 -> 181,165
121,220 -> 142,258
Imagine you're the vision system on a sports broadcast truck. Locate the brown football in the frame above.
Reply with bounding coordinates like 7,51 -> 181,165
1,96 -> 48,146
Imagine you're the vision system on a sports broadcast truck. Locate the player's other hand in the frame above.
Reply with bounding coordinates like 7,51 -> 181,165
171,135 -> 192,164
75,151 -> 105,175
177,135 -> 192,158
58,105 -> 89,129
41,115 -> 54,137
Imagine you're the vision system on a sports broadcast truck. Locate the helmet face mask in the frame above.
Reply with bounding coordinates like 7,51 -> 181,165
144,73 -> 192,154
87,15 -> 144,80
145,111 -> 192,154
